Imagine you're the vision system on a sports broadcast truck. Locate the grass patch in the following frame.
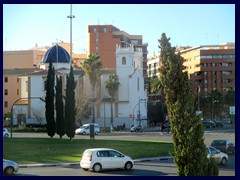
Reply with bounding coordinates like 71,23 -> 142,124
3,138 -> 173,164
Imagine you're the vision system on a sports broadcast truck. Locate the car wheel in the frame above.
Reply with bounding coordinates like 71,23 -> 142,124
221,157 -> 227,165
82,132 -> 86,135
124,161 -> 133,170
95,131 -> 98,135
4,166 -> 14,175
82,168 -> 89,171
4,134 -> 9,138
93,163 -> 102,172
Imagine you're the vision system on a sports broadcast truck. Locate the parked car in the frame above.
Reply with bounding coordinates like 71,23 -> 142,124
130,125 -> 143,132
206,146 -> 228,165
75,123 -> 100,135
80,148 -> 134,172
213,120 -> 223,127
201,120 -> 216,128
210,139 -> 235,154
3,159 -> 19,175
3,128 -> 9,138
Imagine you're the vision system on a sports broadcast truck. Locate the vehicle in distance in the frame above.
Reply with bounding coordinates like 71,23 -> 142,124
3,159 -> 19,175
213,120 -> 223,127
210,139 -> 235,154
206,146 -> 228,165
3,128 -> 9,138
75,123 -> 100,135
201,120 -> 216,128
80,148 -> 134,172
130,125 -> 143,132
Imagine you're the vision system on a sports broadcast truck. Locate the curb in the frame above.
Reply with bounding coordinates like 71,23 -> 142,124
19,156 -> 174,168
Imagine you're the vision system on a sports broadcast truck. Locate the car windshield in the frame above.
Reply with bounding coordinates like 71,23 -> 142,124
212,140 -> 225,146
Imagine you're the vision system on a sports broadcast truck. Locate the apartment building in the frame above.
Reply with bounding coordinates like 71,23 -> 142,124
179,43 -> 235,95
87,25 -> 149,90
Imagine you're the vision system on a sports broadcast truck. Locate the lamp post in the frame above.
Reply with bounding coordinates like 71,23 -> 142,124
212,99 -> 219,121
67,4 -> 75,67
10,97 -> 44,138
132,98 -> 147,126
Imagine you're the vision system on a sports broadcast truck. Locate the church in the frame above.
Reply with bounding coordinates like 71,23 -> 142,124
13,44 -> 147,129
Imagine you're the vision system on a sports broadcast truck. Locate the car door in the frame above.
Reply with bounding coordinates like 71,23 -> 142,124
96,150 -> 112,169
108,150 -> 125,168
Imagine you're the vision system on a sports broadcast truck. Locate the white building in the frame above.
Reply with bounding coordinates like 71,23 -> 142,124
13,44 -> 147,129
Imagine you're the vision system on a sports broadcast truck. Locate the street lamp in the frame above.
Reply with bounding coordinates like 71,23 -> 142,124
132,98 -> 147,126
212,99 -> 219,121
10,97 -> 44,138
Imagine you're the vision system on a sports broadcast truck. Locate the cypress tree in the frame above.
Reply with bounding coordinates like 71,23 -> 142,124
159,33 -> 209,176
55,76 -> 65,139
45,60 -> 55,138
65,66 -> 77,140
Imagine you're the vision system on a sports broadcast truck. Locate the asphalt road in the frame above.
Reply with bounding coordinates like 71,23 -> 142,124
16,158 -> 235,176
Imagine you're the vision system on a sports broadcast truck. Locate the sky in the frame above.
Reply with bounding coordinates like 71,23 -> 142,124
3,4 -> 235,57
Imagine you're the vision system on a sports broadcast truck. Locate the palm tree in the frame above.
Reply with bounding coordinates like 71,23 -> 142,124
81,54 -> 102,123
105,74 -> 120,130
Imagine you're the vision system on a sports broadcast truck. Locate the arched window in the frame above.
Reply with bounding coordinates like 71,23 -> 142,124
122,57 -> 126,65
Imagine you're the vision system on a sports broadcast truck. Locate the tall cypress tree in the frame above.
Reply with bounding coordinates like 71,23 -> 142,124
55,76 -> 65,139
159,33 -> 209,176
45,60 -> 55,138
65,66 -> 77,140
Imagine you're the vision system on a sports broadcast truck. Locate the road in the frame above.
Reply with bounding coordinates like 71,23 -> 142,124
10,126 -> 235,176
16,158 -> 235,176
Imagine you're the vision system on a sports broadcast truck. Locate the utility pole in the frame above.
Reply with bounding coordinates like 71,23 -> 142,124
67,4 -> 75,67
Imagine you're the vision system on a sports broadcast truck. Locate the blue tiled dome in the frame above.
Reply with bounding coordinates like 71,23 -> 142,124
41,44 -> 70,63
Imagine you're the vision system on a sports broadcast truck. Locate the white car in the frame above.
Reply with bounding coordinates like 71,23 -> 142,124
80,148 -> 134,172
206,146 -> 228,165
75,123 -> 100,135
3,159 -> 19,175
3,128 -> 9,138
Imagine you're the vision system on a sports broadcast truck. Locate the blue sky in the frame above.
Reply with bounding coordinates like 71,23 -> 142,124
3,4 -> 235,57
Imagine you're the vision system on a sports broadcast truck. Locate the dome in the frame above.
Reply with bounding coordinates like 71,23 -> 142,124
41,44 -> 70,63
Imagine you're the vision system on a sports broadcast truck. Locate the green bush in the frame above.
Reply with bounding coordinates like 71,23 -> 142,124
206,157 -> 219,176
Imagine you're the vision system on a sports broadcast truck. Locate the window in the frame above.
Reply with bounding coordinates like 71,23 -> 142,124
212,71 -> 217,75
4,101 -> 8,108
204,88 -> 208,92
137,78 -> 139,91
204,80 -> 208,84
204,71 -> 208,75
17,89 -> 19,95
211,63 -> 216,67
213,79 -> 217,83
4,89 -> 8,95
222,71 -> 232,75
104,27 -> 108,33
4,77 -> 8,83
93,28 -> 97,33
122,57 -> 126,65
17,78 -> 19,82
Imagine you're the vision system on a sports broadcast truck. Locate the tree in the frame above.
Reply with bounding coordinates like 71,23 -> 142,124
105,74 -> 120,130
65,66 -> 77,140
55,76 -> 65,139
81,54 -> 102,123
75,91 -> 92,127
159,33 -> 210,176
32,107 -> 44,125
45,60 -> 55,138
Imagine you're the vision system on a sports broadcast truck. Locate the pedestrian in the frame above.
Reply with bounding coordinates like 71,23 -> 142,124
160,122 -> 163,134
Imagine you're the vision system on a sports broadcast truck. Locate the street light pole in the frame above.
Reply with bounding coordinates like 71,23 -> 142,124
10,97 -> 44,138
67,4 -> 75,67
132,98 -> 146,126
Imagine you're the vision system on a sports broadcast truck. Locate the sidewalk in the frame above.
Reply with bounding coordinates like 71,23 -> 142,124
19,156 -> 174,168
